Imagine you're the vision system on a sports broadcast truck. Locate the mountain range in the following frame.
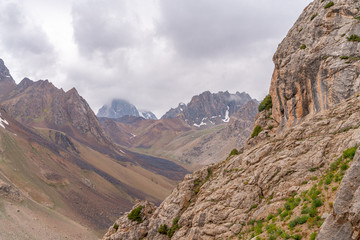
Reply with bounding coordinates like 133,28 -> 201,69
0,55 -> 257,239
98,91 -> 258,169
0,60 -> 190,238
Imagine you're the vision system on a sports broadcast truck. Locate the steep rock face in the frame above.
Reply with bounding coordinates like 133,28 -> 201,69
104,94 -> 360,240
1,78 -> 112,147
98,99 -> 157,120
270,0 -> 360,127
318,150 -> 360,240
0,59 -> 16,101
162,91 -> 256,127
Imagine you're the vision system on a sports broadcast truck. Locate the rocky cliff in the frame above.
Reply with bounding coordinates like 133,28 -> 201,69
270,0 -> 360,127
104,0 -> 360,239
162,91 -> 256,127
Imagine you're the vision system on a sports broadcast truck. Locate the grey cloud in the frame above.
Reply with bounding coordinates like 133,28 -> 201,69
0,2 -> 57,80
157,0 -> 312,58
72,0 -> 139,57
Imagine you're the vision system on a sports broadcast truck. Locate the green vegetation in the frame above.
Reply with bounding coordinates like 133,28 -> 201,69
251,125 -> 263,138
343,146 -> 357,159
158,224 -> 168,234
324,2 -> 334,9
347,34 -> 360,42
238,146 -> 358,240
228,148 -> 239,158
310,13 -> 318,21
310,232 -> 317,240
300,44 -> 306,50
167,217 -> 181,237
127,205 -> 143,223
355,17 -> 360,20
258,95 -> 272,112
158,217 -> 181,237
340,56 -> 349,59
113,222 -> 119,230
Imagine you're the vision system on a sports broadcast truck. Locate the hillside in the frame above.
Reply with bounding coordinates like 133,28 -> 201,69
104,0 -> 360,239
0,60 -> 189,238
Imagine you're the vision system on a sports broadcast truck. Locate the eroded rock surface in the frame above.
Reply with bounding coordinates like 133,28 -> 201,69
270,0 -> 360,127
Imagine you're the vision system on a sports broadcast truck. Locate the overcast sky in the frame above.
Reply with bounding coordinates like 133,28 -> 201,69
0,0 -> 312,118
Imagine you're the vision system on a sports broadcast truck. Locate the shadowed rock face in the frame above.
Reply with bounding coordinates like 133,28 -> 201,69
270,0 -> 360,127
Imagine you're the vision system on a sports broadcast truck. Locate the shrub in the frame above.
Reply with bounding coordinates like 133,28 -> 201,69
127,205 -> 143,223
340,56 -> 349,59
343,146 -> 358,159
300,44 -> 306,50
158,224 -> 168,234
347,34 -> 360,42
113,222 -> 119,230
293,234 -> 302,240
228,148 -> 239,157
355,17 -> 360,20
310,14 -> 318,21
167,217 -> 181,237
258,95 -> 272,112
310,232 -> 317,240
312,198 -> 323,208
324,2 -> 334,9
251,125 -> 263,138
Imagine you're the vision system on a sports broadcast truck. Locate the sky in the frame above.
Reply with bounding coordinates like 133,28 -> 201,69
0,0 -> 312,118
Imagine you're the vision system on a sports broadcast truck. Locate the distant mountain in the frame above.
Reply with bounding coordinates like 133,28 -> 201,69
97,99 -> 157,120
100,91 -> 259,169
162,91 -> 257,127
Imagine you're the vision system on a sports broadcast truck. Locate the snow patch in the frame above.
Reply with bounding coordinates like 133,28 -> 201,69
130,133 -> 136,139
222,106 -> 230,123
0,113 -> 9,129
119,149 -> 125,154
139,111 -> 145,118
193,122 -> 207,128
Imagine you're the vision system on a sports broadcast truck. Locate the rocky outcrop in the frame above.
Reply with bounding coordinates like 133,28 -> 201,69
162,91 -> 256,127
97,99 -> 157,120
270,0 -> 360,127
318,150 -> 360,240
104,92 -> 360,240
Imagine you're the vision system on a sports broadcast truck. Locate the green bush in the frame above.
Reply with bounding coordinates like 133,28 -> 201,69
310,14 -> 318,20
127,205 -> 143,223
113,222 -> 119,230
347,34 -> 360,42
251,125 -> 263,138
324,2 -> 334,9
340,56 -> 349,59
158,224 -> 168,234
258,95 -> 272,112
300,44 -> 306,50
228,148 -> 239,157
293,234 -> 302,240
310,232 -> 317,240
167,217 -> 181,237
343,146 -> 358,159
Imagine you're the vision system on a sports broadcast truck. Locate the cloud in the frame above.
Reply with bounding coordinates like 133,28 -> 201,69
157,0 -> 312,59
0,1 -> 57,80
71,0 -> 141,57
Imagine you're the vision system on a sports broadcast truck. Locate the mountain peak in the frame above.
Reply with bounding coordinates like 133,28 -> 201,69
97,99 -> 157,120
161,90 -> 257,127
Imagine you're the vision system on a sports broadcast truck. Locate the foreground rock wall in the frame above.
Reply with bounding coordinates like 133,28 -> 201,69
270,0 -> 360,127
104,93 -> 360,240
